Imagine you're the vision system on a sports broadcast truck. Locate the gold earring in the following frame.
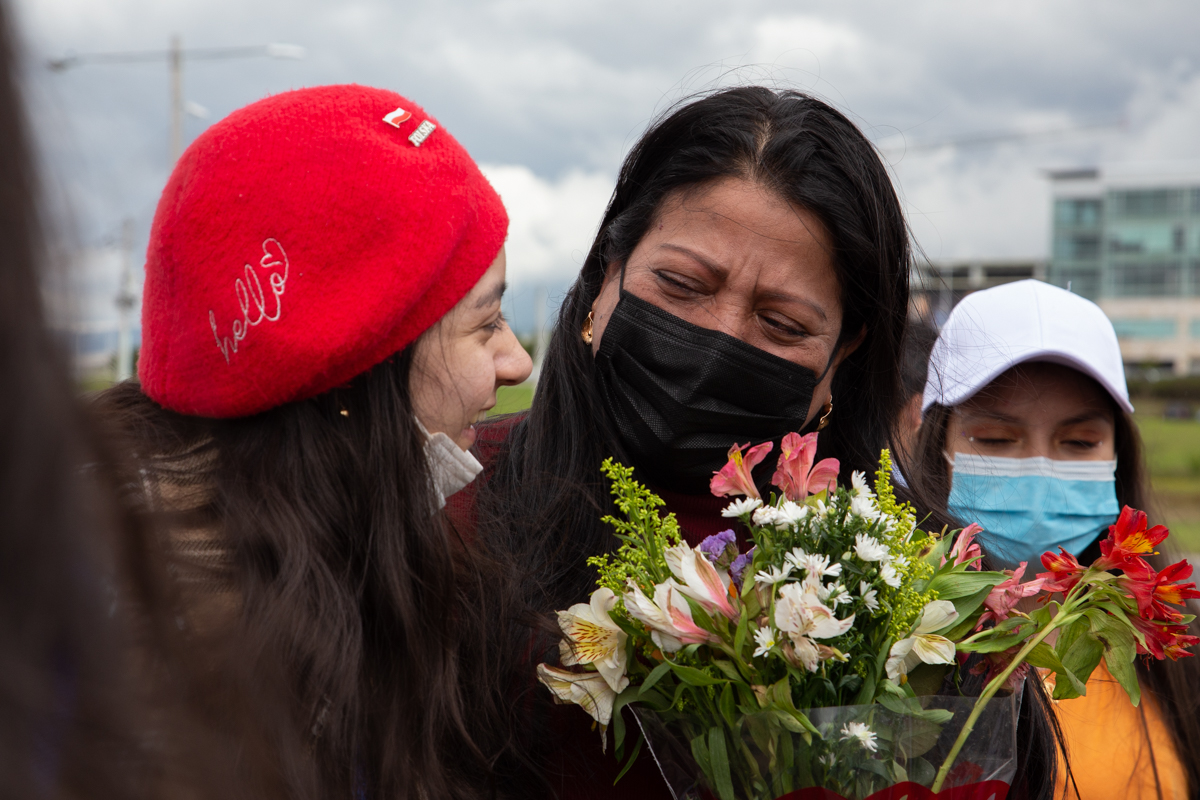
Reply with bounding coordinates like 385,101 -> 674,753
581,311 -> 594,345
817,397 -> 833,431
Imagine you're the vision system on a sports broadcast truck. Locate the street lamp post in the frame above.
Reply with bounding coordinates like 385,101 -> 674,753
48,35 -> 305,162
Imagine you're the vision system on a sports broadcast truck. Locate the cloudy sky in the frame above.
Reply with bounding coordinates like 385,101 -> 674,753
16,0 -> 1200,335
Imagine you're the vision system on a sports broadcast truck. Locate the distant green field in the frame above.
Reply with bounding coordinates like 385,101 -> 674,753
491,382 -> 535,417
1134,405 -> 1200,552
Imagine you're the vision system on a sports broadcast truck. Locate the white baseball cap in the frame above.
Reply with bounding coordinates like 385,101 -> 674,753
922,279 -> 1133,414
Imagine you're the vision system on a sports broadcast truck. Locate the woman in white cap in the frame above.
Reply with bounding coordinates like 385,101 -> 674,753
913,279 -> 1199,799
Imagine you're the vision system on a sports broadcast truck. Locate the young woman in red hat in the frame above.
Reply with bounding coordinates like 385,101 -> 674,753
99,85 -> 532,799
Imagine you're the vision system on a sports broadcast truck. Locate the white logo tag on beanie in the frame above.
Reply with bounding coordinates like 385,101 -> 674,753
382,107 -> 412,127
408,120 -> 436,147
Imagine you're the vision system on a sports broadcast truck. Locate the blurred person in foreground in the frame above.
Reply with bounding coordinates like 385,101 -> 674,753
472,87 -> 1065,800
97,85 -> 535,799
0,4 -> 234,798
912,279 -> 1200,799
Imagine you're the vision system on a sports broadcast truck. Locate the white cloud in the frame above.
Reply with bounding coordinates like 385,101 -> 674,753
481,164 -> 612,283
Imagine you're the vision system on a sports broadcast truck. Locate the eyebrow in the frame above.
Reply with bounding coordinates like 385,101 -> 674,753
657,244 -> 829,321
959,409 -> 1113,426
474,280 -> 507,309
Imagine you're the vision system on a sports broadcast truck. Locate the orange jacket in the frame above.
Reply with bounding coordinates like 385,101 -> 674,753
1054,663 -> 1187,799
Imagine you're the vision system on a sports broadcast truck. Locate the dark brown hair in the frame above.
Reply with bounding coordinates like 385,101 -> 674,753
914,388 -> 1200,795
96,347 -> 532,799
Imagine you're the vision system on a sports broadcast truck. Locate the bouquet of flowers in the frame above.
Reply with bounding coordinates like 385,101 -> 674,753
537,432 -> 1200,800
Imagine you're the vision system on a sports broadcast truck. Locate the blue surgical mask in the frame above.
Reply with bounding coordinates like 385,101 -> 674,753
946,453 -> 1119,568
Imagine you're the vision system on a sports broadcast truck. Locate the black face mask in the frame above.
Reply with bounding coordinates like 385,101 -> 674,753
593,289 -> 826,495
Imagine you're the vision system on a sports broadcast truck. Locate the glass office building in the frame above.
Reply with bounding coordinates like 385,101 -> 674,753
1047,166 -> 1200,376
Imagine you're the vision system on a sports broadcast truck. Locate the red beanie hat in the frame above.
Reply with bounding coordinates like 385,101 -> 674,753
138,84 -> 507,418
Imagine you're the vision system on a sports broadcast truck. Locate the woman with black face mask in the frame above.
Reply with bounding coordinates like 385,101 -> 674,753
470,86 -> 1064,800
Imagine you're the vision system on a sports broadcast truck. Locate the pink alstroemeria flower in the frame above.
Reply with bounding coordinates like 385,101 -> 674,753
771,432 -> 840,502
943,523 -> 983,569
977,562 -> 1046,628
710,441 -> 773,500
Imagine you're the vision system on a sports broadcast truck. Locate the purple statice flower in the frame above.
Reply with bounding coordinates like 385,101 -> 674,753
698,529 -> 738,570
730,546 -> 757,587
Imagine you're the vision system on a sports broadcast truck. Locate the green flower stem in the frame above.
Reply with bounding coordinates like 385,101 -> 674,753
930,595 -> 1079,793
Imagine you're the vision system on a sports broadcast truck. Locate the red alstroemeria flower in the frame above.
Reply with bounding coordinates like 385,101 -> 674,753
710,441 -> 773,500
1037,548 -> 1086,596
770,432 -> 840,502
978,562 -> 1046,628
1124,559 -> 1200,621
1131,615 -> 1200,661
1095,505 -> 1170,570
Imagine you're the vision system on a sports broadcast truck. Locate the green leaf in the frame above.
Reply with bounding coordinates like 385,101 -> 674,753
958,619 -> 1038,653
613,731 -> 643,784
718,684 -> 738,728
712,660 -> 743,683
733,610 -> 751,657
1055,632 -> 1105,700
667,661 -> 726,687
708,728 -> 736,800
690,733 -> 713,785
938,585 -> 995,640
638,662 -> 672,697
926,570 -> 1004,601
1086,610 -> 1140,707
1024,641 -> 1086,698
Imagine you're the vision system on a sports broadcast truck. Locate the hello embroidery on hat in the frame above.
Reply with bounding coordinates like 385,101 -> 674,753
209,238 -> 289,364
139,85 -> 507,419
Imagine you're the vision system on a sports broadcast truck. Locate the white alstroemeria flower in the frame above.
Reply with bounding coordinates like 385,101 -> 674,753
859,581 -> 879,612
840,721 -> 878,753
850,493 -> 881,521
854,533 -> 890,563
880,563 -> 901,588
774,583 -> 855,670
623,581 -> 685,653
537,664 -> 618,748
752,626 -> 776,658
797,552 -> 842,580
885,600 -> 959,682
752,505 -> 781,527
850,471 -> 874,498
776,500 -> 810,527
722,497 -> 762,518
754,565 -> 793,586
783,636 -> 821,672
557,588 -> 630,693
664,544 -> 738,619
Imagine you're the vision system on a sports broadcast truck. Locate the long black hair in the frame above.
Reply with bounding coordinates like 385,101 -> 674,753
97,346 -> 531,800
916,396 -> 1200,796
481,86 -> 911,612
477,86 -> 1062,799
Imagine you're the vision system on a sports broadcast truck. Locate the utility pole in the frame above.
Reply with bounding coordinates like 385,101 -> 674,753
169,35 -> 183,162
114,218 -> 136,381
48,36 -> 305,164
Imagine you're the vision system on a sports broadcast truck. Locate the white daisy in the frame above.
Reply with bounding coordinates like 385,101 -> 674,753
754,565 -> 793,586
850,471 -> 874,498
752,626 -> 776,658
859,581 -> 879,612
752,505 -> 781,527
880,563 -> 901,588
775,500 -> 810,527
722,497 -> 763,518
850,494 -> 881,521
853,533 -> 890,563
840,721 -> 878,753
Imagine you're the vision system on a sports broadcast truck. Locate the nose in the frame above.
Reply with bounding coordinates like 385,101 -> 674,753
496,326 -> 533,387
